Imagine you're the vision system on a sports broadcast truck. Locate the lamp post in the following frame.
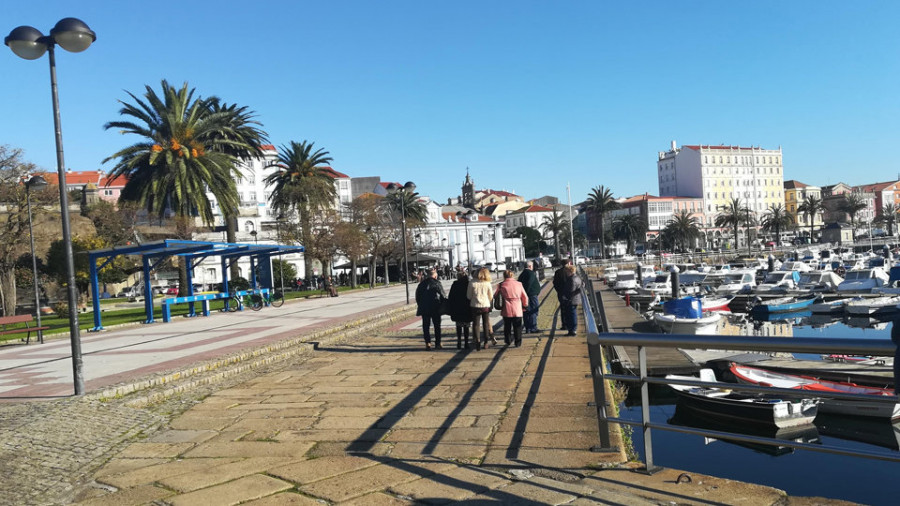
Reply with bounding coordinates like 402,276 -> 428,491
276,214 -> 285,296
26,175 -> 48,344
6,18 -> 96,395
457,209 -> 477,270
387,181 -> 416,304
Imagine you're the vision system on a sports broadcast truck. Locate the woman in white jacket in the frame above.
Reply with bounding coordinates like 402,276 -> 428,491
467,268 -> 496,350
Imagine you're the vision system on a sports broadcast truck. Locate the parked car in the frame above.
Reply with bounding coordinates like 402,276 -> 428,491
165,286 -> 179,295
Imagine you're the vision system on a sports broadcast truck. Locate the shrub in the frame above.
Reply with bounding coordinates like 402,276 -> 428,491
53,302 -> 70,319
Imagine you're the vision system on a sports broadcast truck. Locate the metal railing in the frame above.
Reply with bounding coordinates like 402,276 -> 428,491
579,275 -> 900,473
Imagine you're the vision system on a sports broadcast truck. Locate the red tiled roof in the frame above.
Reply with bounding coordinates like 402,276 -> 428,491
260,144 -> 276,151
99,174 -> 127,187
783,180 -> 809,190
319,166 -> 349,179
479,189 -> 519,198
857,181 -> 900,193
39,170 -> 102,186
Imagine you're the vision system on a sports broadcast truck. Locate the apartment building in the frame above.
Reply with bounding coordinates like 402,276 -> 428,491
783,180 -> 823,228
657,141 -> 785,226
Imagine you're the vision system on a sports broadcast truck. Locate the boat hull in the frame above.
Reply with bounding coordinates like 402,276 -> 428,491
653,312 -> 722,335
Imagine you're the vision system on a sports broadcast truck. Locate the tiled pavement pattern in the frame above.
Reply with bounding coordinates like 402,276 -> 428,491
70,294 -> 792,506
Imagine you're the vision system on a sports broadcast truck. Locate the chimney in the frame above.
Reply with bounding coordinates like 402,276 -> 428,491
671,140 -> 676,151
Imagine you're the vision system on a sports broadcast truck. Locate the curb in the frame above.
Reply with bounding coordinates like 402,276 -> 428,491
87,303 -> 419,406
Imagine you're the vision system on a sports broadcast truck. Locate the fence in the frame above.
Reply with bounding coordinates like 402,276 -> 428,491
578,266 -> 900,473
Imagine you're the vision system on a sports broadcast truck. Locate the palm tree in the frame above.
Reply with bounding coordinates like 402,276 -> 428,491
207,100 -> 268,280
612,213 -> 646,255
264,141 -> 337,278
665,210 -> 700,252
761,204 -> 794,246
104,80 -> 253,225
796,194 -> 824,243
384,188 -> 427,223
714,197 -> 749,251
876,203 -> 898,237
540,209 -> 569,260
840,193 -> 868,240
585,185 -> 620,259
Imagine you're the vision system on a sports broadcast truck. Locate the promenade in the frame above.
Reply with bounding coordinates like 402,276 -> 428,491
1,282 -> 814,505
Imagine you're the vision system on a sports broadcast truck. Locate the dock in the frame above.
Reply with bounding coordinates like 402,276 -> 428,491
596,281 -> 698,375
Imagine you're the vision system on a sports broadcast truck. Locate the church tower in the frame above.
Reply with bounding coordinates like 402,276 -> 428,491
461,168 -> 475,209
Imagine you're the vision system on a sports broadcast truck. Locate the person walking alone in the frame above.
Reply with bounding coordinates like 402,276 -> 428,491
467,267 -> 496,350
415,267 -> 446,350
563,264 -> 583,336
553,258 -> 573,331
518,260 -> 541,333
448,269 -> 473,349
497,270 -> 530,347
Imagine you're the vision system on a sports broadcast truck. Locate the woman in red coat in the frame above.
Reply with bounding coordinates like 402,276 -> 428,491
495,270 -> 530,347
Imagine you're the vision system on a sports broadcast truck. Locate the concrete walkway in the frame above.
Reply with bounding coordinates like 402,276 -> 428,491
0,284 -> 431,399
69,289 -> 795,506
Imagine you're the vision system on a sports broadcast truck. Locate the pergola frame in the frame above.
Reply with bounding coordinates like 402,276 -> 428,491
87,239 -> 304,330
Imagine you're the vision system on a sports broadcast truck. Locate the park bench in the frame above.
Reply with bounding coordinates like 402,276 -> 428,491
0,314 -> 50,344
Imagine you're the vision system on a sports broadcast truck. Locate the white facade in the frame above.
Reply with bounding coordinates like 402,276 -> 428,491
503,205 -> 555,234
658,142 -> 785,226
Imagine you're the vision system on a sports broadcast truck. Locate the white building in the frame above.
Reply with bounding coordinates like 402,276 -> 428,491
657,141 -> 785,226
503,204 -> 555,234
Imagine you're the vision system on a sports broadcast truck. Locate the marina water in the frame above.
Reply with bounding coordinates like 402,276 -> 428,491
620,314 -> 899,505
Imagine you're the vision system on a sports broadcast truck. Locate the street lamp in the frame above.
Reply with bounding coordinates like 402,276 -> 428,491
456,209 -> 477,269
387,181 -> 416,304
25,175 -> 48,344
6,18 -> 96,395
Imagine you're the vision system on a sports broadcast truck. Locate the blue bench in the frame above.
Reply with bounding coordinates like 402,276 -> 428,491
160,289 -> 271,322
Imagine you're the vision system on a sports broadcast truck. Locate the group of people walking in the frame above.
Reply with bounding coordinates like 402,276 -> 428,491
414,258 -> 581,351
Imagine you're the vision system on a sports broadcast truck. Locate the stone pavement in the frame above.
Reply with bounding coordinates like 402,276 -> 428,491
65,290 -> 798,506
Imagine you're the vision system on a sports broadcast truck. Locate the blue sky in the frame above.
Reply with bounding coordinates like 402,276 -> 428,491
3,1 -> 898,204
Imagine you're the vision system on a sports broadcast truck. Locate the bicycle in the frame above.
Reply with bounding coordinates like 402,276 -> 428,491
227,290 -> 263,312
260,289 -> 284,308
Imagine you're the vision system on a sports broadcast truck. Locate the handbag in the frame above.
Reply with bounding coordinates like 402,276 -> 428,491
493,290 -> 504,311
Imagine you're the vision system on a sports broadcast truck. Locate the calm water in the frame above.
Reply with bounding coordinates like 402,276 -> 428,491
621,314 -> 898,505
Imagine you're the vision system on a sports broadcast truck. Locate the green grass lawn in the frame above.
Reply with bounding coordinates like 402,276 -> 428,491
1,284 -> 382,344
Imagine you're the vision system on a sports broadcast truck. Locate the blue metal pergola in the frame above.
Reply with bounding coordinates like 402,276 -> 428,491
87,239 -> 304,330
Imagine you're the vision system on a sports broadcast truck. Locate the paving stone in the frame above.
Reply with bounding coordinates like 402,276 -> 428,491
475,479 -> 577,504
183,441 -> 315,458
393,415 -> 476,429
170,415 -> 241,431
241,492 -> 324,505
116,442 -> 195,459
314,416 -> 384,429
305,441 -> 393,458
75,484 -> 174,506
92,458 -> 168,478
299,461 -> 454,502
147,429 -> 219,444
159,456 -> 298,492
388,442 -> 488,461
389,464 -> 509,502
338,492 -> 414,505
168,474 -> 294,506
269,455 -> 381,484
97,457 -> 238,489
275,428 -> 389,442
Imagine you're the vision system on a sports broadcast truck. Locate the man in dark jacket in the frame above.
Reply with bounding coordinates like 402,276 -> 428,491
415,267 -> 447,350
518,260 -> 542,333
563,264 -> 583,336
553,259 -> 573,331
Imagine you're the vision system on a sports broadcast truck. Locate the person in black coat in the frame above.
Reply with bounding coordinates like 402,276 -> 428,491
448,269 -> 474,349
553,259 -> 573,331
518,261 -> 542,333
415,267 -> 447,350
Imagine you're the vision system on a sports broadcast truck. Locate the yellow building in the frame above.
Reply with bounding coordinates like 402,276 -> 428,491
784,180 -> 823,228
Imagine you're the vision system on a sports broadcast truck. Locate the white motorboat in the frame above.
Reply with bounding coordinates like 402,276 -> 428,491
796,271 -> 843,292
603,266 -> 619,284
613,271 -> 637,291
836,268 -> 890,293
755,271 -> 799,294
845,296 -> 900,315
703,270 -> 757,295
653,311 -> 723,335
809,298 -> 855,314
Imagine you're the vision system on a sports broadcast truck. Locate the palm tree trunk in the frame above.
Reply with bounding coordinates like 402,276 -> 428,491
599,218 -> 606,259
225,214 -> 240,280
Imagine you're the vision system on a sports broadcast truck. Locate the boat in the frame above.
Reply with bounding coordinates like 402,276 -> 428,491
871,266 -> 900,295
845,296 -> 900,315
666,369 -> 819,429
699,295 -> 734,312
729,363 -> 900,420
755,271 -> 800,294
669,405 -> 820,456
846,317 -> 891,330
795,271 -> 843,292
613,271 -> 637,291
809,298 -> 854,314
703,270 -> 757,295
652,297 -> 723,335
603,266 -> 618,284
836,268 -> 890,293
749,294 -> 819,315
